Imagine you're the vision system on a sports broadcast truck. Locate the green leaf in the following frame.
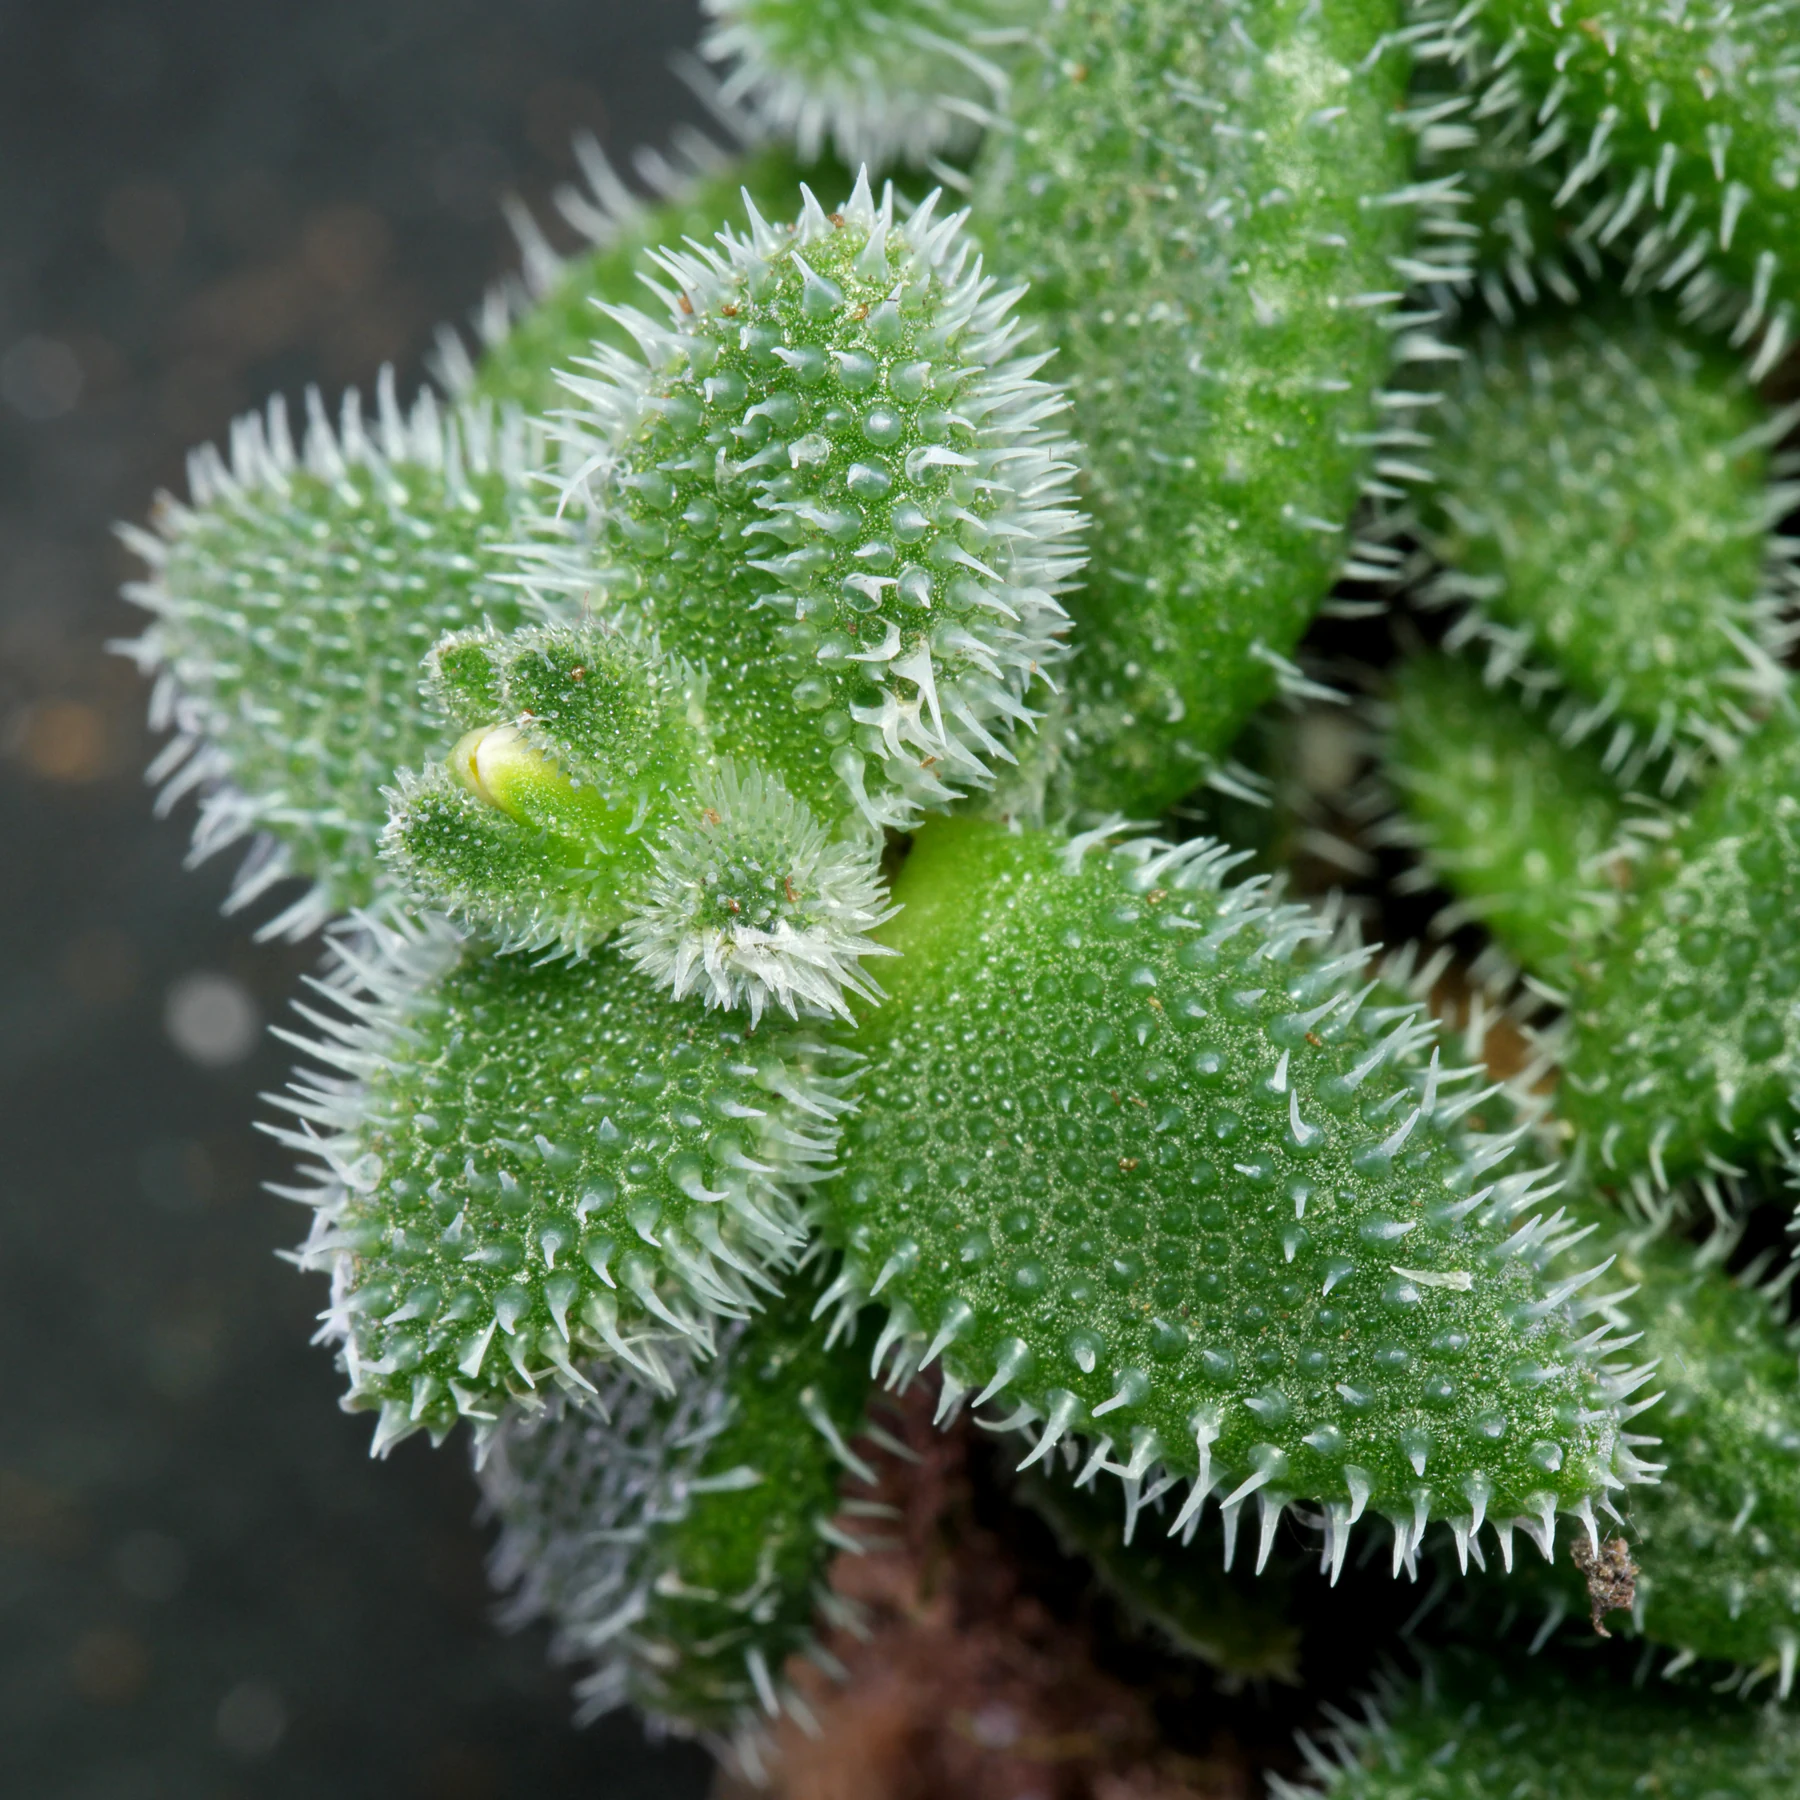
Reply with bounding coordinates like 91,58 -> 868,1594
276,914 -> 856,1450
1452,0 -> 1800,319
115,383 -> 541,934
544,173 -> 1084,831
973,0 -> 1425,817
1488,1192 -> 1800,1690
1423,308 -> 1793,781
1275,1648 -> 1800,1798
817,818 -> 1650,1578
1562,712 -> 1800,1192
1383,649 -> 1637,990
463,143 -> 857,412
383,623 -> 708,958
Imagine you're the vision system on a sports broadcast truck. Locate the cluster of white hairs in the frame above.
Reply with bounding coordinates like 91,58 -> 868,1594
700,0 -> 1035,169
114,372 -> 549,943
619,761 -> 897,1025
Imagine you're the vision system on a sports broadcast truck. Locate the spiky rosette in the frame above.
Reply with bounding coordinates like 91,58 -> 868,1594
113,375 -> 544,939
481,1289 -> 875,1771
1560,712 -> 1800,1195
817,819 -> 1653,1584
274,911 -> 858,1452
700,0 -> 1034,169
1421,309 -> 1798,786
381,621 -> 710,960
1271,1651 -> 1800,1800
543,170 -> 1084,833
618,761 -> 896,1024
1374,648 -> 1648,994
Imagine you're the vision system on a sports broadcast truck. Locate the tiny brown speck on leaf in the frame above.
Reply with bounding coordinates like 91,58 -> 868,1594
1571,1535 -> 1637,1636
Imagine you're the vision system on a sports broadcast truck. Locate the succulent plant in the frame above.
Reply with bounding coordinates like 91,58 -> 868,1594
122,0 -> 1800,1785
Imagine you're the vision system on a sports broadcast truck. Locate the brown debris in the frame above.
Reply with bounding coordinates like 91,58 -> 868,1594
724,1388 -> 1252,1800
1570,1536 -> 1638,1636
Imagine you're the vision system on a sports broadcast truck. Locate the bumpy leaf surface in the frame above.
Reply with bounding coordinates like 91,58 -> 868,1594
550,174 -> 1084,832
1465,0 -> 1800,309
118,388 -> 538,934
281,915 -> 854,1449
974,0 -> 1421,816
1385,649 -> 1633,989
465,145 -> 850,412
1277,1650 -> 1800,1799
1563,713 -> 1800,1190
1426,310 -> 1792,773
1524,1199 -> 1800,1685
383,622 -> 707,958
818,819 -> 1644,1578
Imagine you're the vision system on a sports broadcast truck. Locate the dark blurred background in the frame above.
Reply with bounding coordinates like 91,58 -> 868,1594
0,3 -> 720,1794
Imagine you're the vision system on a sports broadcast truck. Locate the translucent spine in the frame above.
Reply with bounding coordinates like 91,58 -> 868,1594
114,379 -> 543,938
972,0 -> 1438,818
275,911 -> 858,1449
816,818 -> 1647,1574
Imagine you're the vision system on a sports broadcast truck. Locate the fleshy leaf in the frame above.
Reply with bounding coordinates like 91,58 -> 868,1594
1380,648 -> 1640,991
818,819 -> 1649,1578
114,379 -> 542,936
1562,713 -> 1800,1194
973,0 -> 1435,817
1423,308 -> 1795,783
383,623 -> 708,958
1495,1194 -> 1800,1690
276,912 -> 856,1450
541,171 -> 1084,831
1272,1650 -> 1800,1799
